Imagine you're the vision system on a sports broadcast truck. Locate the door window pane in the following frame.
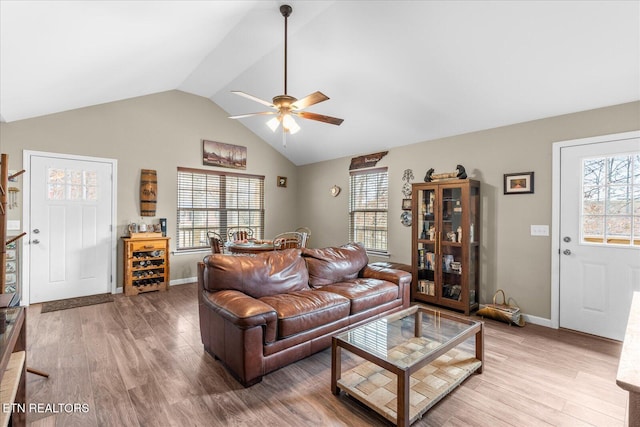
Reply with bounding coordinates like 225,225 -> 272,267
583,186 -> 605,215
582,153 -> 639,246
47,168 -> 98,202
606,186 -> 632,215
606,216 -> 631,243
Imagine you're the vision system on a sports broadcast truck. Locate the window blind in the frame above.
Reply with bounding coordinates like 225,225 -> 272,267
349,167 -> 388,254
176,167 -> 264,250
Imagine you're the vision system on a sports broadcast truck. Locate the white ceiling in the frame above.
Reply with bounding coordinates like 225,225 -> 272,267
1,1 -> 639,165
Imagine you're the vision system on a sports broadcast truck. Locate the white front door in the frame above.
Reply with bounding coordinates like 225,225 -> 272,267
27,153 -> 115,303
559,134 -> 640,341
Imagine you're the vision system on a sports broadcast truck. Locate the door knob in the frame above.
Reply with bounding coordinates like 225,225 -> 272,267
32,239 -> 40,244
563,249 -> 571,255
33,229 -> 40,234
563,236 -> 571,242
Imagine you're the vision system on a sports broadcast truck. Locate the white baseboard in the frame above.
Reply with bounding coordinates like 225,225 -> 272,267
522,313 -> 552,328
170,277 -> 197,286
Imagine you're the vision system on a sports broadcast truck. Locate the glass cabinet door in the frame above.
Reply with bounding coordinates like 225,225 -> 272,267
416,187 -> 437,297
439,186 -> 464,303
469,184 -> 480,305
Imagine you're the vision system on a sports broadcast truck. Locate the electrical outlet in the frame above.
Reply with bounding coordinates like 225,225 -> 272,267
530,225 -> 549,236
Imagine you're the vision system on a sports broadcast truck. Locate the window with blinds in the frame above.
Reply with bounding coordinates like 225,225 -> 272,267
176,167 -> 264,251
349,167 -> 388,254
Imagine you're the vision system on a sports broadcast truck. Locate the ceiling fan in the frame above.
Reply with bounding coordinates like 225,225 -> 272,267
229,4 -> 343,140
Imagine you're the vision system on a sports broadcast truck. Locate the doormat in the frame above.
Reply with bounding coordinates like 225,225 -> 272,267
41,293 -> 114,313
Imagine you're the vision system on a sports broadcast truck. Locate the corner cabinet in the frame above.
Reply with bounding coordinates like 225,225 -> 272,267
122,237 -> 170,296
411,179 -> 480,315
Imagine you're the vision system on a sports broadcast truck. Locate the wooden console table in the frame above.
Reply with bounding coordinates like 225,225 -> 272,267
0,306 -> 26,426
618,291 -> 640,427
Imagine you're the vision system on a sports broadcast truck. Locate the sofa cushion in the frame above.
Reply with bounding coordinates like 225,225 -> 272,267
320,278 -> 399,314
302,242 -> 369,287
202,249 -> 309,298
259,290 -> 350,339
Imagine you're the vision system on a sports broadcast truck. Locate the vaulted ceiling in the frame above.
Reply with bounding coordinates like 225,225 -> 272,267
1,1 -> 638,165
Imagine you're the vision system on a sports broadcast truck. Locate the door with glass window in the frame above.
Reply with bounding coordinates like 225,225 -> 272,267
559,136 -> 640,340
29,154 -> 114,303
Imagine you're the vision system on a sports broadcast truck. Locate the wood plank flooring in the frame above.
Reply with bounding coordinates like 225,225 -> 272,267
24,283 -> 627,426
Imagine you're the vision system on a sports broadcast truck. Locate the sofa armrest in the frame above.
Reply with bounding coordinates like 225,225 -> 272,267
202,289 -> 277,342
361,264 -> 411,308
361,264 -> 412,286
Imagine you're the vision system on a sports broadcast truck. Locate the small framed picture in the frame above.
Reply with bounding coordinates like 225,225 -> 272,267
504,172 -> 534,194
277,176 -> 287,188
402,198 -> 412,210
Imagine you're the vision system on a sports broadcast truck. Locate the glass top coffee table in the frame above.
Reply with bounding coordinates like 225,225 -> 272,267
331,305 -> 483,426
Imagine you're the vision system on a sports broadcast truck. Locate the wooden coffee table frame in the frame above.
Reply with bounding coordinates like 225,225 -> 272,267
331,306 -> 484,427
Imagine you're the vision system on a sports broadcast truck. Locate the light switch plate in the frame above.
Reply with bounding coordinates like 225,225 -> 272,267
7,220 -> 20,231
530,225 -> 549,236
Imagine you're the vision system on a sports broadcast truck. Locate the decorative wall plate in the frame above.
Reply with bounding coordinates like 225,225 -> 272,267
330,185 -> 341,197
400,211 -> 412,227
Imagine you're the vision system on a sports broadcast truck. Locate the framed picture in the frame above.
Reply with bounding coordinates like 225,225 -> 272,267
277,176 -> 287,188
504,172 -> 534,194
203,140 -> 247,170
402,198 -> 412,210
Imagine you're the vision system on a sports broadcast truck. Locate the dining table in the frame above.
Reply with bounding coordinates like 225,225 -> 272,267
226,240 -> 274,254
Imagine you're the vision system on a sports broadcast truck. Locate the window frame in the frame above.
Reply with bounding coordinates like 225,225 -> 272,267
176,167 -> 265,252
349,167 -> 389,255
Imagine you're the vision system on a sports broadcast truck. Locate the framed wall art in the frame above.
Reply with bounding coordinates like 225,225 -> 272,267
504,172 -> 534,194
203,140 -> 247,170
402,199 -> 412,210
277,176 -> 287,188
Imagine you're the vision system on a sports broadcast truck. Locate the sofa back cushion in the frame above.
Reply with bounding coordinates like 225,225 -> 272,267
302,242 -> 369,287
202,249 -> 310,298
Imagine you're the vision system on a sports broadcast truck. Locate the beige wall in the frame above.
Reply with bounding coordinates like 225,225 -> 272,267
0,90 -> 299,288
298,101 -> 640,320
1,92 -> 638,320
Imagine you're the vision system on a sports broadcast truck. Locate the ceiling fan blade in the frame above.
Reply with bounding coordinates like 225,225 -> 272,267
291,91 -> 329,110
229,111 -> 277,119
296,111 -> 344,126
231,91 -> 276,109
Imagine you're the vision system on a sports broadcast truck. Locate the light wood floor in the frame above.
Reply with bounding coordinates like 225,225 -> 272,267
24,283 -> 627,426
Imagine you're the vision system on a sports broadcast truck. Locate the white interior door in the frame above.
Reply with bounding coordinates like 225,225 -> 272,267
28,153 -> 114,303
559,136 -> 640,341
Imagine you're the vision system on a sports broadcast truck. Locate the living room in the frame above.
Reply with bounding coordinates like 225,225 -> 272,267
0,1 -> 639,426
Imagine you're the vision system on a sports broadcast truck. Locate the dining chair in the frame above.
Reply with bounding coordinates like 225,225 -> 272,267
295,226 -> 311,247
227,227 -> 254,242
207,231 -> 224,254
273,231 -> 304,250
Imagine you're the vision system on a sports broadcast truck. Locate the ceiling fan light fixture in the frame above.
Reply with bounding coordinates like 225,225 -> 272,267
266,116 -> 281,132
282,114 -> 300,134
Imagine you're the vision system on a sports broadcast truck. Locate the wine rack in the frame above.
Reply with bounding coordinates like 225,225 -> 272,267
122,237 -> 170,296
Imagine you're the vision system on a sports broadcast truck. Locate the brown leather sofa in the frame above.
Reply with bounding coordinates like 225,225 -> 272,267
197,242 -> 411,386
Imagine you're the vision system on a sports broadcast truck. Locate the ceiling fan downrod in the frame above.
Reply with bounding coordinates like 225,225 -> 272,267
281,4 -> 292,96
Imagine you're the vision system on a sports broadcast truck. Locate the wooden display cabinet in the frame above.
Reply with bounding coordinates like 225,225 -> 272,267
122,236 -> 170,296
411,179 -> 480,315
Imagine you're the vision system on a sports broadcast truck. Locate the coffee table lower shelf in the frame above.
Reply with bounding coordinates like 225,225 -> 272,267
337,346 -> 481,425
